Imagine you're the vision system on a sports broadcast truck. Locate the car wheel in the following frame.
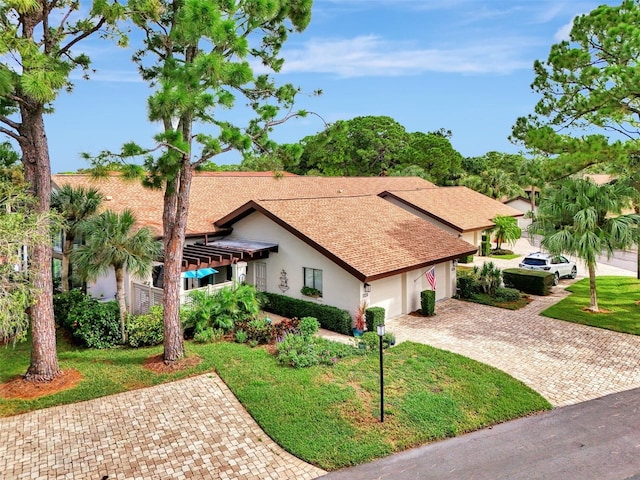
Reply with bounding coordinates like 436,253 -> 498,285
570,266 -> 577,279
553,272 -> 560,286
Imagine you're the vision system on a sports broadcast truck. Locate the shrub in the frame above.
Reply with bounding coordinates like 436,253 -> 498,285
494,287 -> 521,302
235,318 -> 272,345
456,273 -> 479,299
263,293 -> 352,335
299,317 -> 319,339
235,330 -> 248,343
474,261 -> 502,296
272,317 -> 300,341
53,289 -> 88,330
67,298 -> 120,349
491,248 -> 514,256
503,268 -> 555,296
357,331 -> 394,350
182,285 -> 262,335
276,335 -> 357,368
127,306 -> 164,347
194,327 -> 224,344
458,254 -> 474,264
481,234 -> 491,256
365,307 -> 385,332
421,289 -> 436,316
300,286 -> 322,297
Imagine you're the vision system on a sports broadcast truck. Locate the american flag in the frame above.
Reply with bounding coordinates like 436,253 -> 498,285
426,267 -> 436,290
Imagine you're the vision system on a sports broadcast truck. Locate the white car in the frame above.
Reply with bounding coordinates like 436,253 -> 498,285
518,252 -> 577,285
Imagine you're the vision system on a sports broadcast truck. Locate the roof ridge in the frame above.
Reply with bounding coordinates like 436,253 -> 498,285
257,194 -> 378,202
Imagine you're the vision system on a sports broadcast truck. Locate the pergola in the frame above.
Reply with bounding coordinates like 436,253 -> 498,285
176,239 -> 279,272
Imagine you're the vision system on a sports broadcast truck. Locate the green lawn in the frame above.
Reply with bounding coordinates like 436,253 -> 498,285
1,334 -> 551,470
489,253 -> 521,260
541,276 -> 640,335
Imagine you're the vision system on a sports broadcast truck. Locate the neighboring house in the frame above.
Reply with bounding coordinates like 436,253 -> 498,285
51,173 -> 478,319
379,186 -> 523,252
503,196 -> 534,229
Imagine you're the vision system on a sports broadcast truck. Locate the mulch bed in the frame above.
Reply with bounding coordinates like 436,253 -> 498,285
142,354 -> 202,374
0,369 -> 83,400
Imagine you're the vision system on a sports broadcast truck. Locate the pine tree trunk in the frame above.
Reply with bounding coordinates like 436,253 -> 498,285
162,163 -> 192,363
588,262 -> 599,313
20,104 -> 60,382
115,266 -> 128,344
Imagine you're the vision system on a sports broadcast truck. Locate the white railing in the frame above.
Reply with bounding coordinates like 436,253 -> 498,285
131,281 -> 235,315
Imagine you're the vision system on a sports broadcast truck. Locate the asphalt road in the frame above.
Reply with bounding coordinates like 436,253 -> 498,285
320,388 -> 640,480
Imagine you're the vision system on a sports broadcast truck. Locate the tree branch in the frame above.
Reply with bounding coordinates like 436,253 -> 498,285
58,17 -> 107,57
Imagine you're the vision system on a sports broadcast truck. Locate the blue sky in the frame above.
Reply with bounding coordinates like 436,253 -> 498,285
45,0 -> 617,173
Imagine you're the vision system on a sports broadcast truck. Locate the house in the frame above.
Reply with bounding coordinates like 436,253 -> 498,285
51,173 -> 478,319
379,186 -> 523,251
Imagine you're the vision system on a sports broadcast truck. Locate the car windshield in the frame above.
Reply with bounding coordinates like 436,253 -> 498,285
523,258 -> 547,266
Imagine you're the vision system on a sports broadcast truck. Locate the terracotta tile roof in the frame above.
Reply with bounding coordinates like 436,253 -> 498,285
381,186 -> 523,233
216,196 -> 477,281
51,174 -> 435,237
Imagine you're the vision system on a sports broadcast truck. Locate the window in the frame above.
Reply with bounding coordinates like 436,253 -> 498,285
303,267 -> 323,296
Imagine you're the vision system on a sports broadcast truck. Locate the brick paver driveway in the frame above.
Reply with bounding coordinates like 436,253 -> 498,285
0,374 -> 325,480
387,289 -> 640,407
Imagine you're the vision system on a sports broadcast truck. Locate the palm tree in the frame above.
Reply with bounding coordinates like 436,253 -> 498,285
51,185 -> 104,291
531,178 -> 640,312
491,215 -> 521,251
72,209 -> 162,343
460,168 -> 524,200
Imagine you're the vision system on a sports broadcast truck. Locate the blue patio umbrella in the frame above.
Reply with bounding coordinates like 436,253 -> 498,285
181,267 -> 218,279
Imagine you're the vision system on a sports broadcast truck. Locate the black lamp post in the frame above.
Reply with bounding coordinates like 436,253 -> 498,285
377,323 -> 385,423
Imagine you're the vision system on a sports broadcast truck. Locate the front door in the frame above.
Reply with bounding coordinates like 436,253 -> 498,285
255,262 -> 267,292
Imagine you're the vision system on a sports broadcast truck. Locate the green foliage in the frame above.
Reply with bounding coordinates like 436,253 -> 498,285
421,290 -> 436,316
263,292 -> 352,335
127,306 -> 164,348
67,298 -> 121,349
0,179 -> 55,344
473,261 -> 502,297
193,327 -> 224,344
503,268 -> 555,296
183,285 -> 262,334
53,289 -> 90,330
511,0 -> 640,180
365,306 -> 385,332
298,317 -> 319,339
235,330 -> 248,344
358,331 -> 395,350
294,116 -> 463,184
460,168 -> 523,200
494,287 -> 522,302
276,335 -> 357,368
481,234 -> 491,256
300,286 -> 322,297
491,215 -> 521,250
456,272 -> 479,299
235,318 -> 272,345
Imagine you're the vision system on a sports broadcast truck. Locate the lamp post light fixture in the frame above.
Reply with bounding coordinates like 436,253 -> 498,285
377,323 -> 385,423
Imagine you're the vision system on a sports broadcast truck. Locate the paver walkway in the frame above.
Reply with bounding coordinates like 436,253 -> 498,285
0,374 -> 326,480
387,290 -> 640,406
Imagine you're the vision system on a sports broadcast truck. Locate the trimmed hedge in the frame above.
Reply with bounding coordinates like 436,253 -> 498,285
365,306 -> 385,332
503,268 -> 555,296
262,292 -> 352,335
458,254 -> 474,264
421,289 -> 436,316
481,234 -> 491,256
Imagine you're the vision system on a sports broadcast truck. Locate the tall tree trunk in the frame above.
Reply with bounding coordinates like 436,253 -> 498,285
20,104 -> 60,382
162,163 -> 192,363
587,262 -> 599,313
61,236 -> 73,292
115,266 -> 127,344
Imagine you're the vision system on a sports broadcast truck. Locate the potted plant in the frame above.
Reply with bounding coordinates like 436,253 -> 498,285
352,301 -> 367,337
301,286 -> 322,298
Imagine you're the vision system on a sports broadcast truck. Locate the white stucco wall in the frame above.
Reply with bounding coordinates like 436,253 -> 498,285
87,267 -> 118,302
226,212 -> 362,315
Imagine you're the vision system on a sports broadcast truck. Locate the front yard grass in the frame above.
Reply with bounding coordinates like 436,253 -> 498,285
1,334 -> 551,470
489,253 -> 520,260
541,276 -> 640,335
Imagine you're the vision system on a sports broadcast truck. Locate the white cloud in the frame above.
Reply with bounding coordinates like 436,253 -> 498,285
70,69 -> 142,83
554,18 -> 574,41
274,35 -> 533,78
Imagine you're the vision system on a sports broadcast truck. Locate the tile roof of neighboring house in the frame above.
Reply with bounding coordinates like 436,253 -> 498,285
216,196 -> 477,281
51,174 -> 435,237
380,186 -> 523,233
